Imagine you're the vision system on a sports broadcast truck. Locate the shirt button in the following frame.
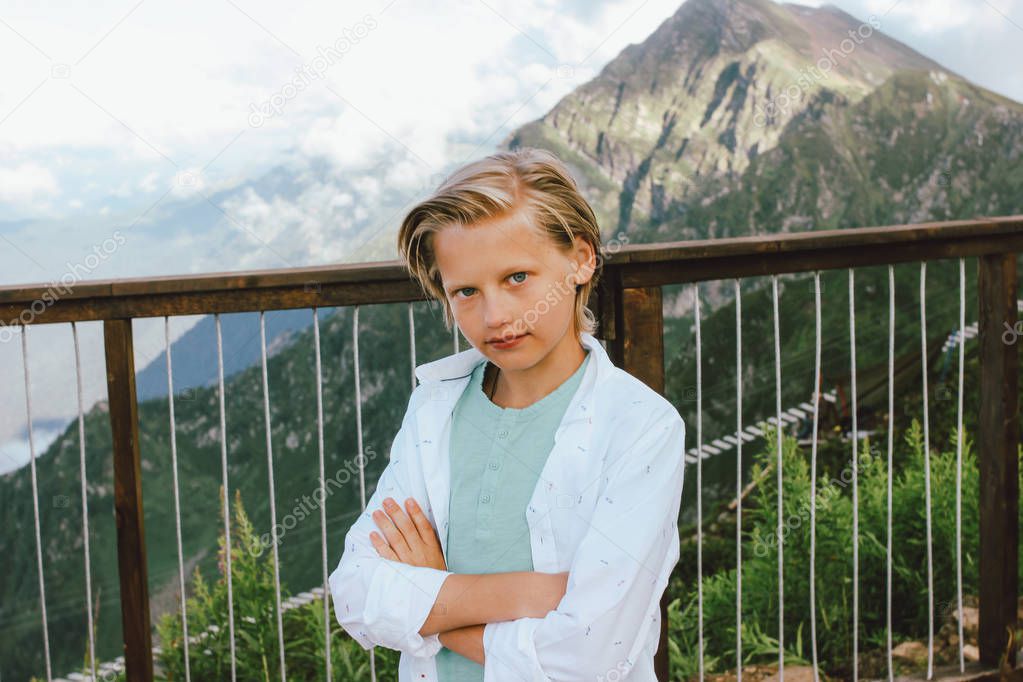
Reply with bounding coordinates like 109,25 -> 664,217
497,429 -> 509,439
488,461 -> 500,470
481,494 -> 491,503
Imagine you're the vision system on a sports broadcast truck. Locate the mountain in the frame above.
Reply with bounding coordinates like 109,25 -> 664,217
0,301 -> 457,679
134,309 -> 312,404
504,0 -> 1020,240
4,0 -> 1023,678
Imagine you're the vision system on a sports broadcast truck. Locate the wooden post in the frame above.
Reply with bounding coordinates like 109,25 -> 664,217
104,318 -> 154,681
977,253 -> 1019,669
608,284 -> 672,681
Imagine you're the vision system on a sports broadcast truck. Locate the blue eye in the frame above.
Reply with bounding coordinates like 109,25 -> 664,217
453,273 -> 526,299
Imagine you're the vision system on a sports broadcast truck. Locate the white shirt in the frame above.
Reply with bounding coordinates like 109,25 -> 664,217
329,331 -> 687,681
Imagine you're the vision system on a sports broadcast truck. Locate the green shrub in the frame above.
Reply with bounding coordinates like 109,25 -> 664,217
156,488 -> 399,681
669,419 -> 1006,679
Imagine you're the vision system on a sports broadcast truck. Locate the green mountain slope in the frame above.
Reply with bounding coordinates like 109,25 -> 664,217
652,69 -> 1023,239
0,303 -> 457,679
504,0 -> 1019,240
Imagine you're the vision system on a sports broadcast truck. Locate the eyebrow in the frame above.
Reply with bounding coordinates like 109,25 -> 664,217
444,265 -> 534,293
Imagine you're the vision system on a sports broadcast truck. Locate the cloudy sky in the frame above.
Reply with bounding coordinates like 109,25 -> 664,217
0,0 -> 1020,472
1,0 -> 1021,281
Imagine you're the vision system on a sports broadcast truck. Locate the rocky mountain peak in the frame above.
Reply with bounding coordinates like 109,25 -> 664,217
504,0 -> 1008,239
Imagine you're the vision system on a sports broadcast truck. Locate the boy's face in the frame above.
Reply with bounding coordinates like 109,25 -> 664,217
432,206 -> 594,371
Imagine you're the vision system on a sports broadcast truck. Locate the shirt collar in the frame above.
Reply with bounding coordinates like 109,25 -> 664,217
413,331 -> 612,386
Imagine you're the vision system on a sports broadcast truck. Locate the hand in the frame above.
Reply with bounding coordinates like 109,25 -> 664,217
370,496 -> 447,571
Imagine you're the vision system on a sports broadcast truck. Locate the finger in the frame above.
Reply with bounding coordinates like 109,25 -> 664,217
405,498 -> 439,547
369,531 -> 399,561
372,507 -> 411,560
383,497 -> 418,537
382,498 -> 425,558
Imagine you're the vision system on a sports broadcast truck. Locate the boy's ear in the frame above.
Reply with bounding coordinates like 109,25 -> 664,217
572,248 -> 597,287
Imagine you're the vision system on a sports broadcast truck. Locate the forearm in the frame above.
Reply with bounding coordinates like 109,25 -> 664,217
438,624 -> 485,665
418,570 -> 567,636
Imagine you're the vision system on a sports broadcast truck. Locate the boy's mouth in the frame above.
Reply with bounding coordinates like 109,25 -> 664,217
487,332 -> 528,348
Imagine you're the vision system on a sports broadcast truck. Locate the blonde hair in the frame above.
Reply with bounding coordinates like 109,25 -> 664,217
392,148 -> 601,335
397,147 -> 602,337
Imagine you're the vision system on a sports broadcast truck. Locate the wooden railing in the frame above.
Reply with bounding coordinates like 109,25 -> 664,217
1,215 -> 1020,680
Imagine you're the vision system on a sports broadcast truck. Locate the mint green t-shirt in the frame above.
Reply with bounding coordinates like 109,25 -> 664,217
436,350 -> 591,681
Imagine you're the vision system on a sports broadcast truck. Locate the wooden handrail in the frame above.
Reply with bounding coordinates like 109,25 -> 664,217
2,216 -> 1021,327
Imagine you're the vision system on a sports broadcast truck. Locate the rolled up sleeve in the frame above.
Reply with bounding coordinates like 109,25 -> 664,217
328,388 -> 454,657
481,407 -> 686,681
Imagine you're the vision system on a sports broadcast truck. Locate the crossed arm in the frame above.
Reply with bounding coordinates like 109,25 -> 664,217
336,404 -> 686,679
367,495 -> 568,664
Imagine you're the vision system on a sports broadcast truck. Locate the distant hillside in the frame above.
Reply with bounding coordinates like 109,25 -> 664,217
134,309 -> 311,403
0,301 -> 457,680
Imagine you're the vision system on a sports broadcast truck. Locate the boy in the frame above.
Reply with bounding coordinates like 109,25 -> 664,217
329,147 -> 686,681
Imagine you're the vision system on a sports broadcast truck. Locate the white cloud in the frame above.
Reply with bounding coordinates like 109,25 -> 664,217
0,0 -> 1018,241
0,162 -> 58,203
0,0 -> 689,223
138,170 -> 160,192
861,0 -> 983,33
